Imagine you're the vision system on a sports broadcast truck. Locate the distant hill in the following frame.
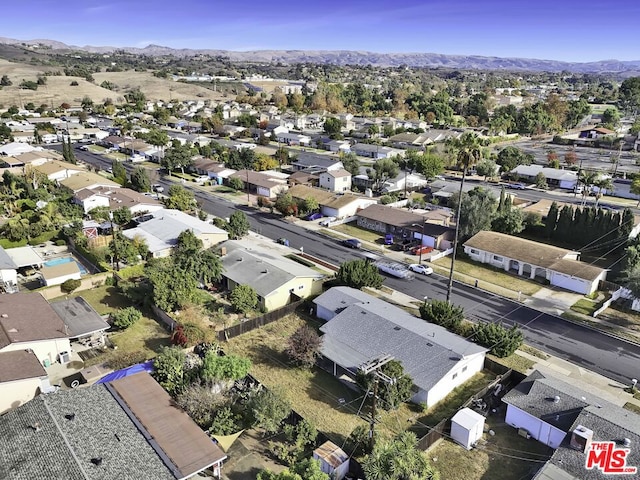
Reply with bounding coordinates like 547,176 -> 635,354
1,36 -> 640,75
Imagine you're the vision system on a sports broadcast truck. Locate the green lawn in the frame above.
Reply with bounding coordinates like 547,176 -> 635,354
331,222 -> 385,244
624,402 -> 640,414
570,298 -> 599,316
487,353 -> 535,374
432,257 -> 542,296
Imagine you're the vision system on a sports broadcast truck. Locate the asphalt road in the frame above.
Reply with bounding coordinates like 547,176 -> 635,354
66,146 -> 640,385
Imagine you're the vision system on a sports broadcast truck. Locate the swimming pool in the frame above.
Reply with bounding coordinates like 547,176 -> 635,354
43,256 -> 88,275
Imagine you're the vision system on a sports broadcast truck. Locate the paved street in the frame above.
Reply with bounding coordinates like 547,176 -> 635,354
66,147 -> 640,386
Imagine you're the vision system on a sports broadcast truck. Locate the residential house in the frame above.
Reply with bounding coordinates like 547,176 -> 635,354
337,113 -> 355,131
219,240 -> 325,311
0,142 -> 38,156
381,171 -> 429,194
323,139 -> 351,153
73,186 -> 163,215
388,132 -> 433,149
290,152 -> 343,172
122,208 -> 228,258
275,131 -> 311,146
352,143 -> 404,159
5,246 -> 44,271
0,350 -> 50,414
511,165 -> 578,190
100,135 -> 126,150
205,163 -> 237,185
50,296 -> 111,345
59,172 -> 121,193
0,371 -> 227,479
229,170 -> 289,199
33,160 -> 84,181
12,131 -> 35,143
287,171 -> 319,187
464,231 -> 607,295
314,287 -> 487,407
319,169 -> 352,192
39,261 -> 82,287
504,369 -> 640,480
356,204 -> 456,249
0,292 -> 70,366
287,184 -> 377,219
578,127 -> 616,140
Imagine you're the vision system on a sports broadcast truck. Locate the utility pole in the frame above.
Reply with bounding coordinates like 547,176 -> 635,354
359,355 -> 395,451
447,166 -> 467,302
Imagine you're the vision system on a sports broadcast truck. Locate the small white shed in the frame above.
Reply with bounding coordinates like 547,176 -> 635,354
313,440 -> 349,480
451,407 -> 485,450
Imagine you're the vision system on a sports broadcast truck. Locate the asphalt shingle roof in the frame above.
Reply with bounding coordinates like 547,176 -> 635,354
319,289 -> 486,393
50,297 -> 110,339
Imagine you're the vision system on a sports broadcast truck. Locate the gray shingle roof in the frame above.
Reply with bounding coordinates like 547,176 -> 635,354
0,386 -> 174,480
0,246 -> 18,270
319,291 -> 486,392
313,286 -> 373,317
221,241 -> 324,298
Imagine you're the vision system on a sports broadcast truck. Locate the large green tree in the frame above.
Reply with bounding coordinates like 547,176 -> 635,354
227,211 -> 251,239
357,360 -> 413,411
162,141 -> 194,175
129,166 -> 151,192
230,284 -> 259,313
334,259 -> 384,290
164,184 -> 195,211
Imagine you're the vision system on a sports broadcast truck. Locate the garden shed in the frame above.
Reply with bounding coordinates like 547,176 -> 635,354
312,440 -> 349,480
451,407 -> 485,450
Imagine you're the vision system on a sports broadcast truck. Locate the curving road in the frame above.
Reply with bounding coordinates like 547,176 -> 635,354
67,147 -> 640,385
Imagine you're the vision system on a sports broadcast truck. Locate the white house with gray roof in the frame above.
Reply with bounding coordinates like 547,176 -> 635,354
314,287 -> 486,407
505,370 -> 640,480
122,209 -> 228,258
220,240 -> 325,311
511,165 -> 579,190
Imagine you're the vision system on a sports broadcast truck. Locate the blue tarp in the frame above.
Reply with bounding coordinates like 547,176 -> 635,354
95,360 -> 154,384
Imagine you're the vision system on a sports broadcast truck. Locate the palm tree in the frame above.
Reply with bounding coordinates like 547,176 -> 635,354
444,132 -> 488,302
577,170 -> 598,206
593,176 -> 614,208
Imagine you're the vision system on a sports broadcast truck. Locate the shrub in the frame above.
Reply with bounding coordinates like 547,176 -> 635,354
111,306 -> 142,329
70,81 -> 79,86
419,299 -> 464,331
472,321 -> 523,358
60,278 -> 81,293
230,284 -> 258,314
55,239 -> 67,246
172,323 -> 206,347
286,325 -> 322,368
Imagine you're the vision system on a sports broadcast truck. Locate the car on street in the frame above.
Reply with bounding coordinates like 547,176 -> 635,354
408,264 -> 434,275
306,212 -> 323,221
152,184 -> 164,193
507,182 -> 527,190
276,237 -> 290,246
342,238 -> 362,249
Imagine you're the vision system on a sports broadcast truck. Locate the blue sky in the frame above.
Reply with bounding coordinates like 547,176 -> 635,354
4,0 -> 639,63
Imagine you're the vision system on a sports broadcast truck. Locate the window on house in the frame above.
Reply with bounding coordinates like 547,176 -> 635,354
493,255 -> 503,262
462,366 -> 467,372
452,373 -> 458,380
469,249 -> 479,255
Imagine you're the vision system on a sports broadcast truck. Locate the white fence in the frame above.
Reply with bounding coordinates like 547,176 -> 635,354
429,248 -> 454,262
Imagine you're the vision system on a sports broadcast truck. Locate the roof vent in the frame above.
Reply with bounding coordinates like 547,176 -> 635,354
261,269 -> 268,274
65,413 -> 76,421
553,395 -> 560,403
623,438 -> 631,448
426,342 -> 433,347
30,422 -> 41,432
90,457 -> 103,466
1,313 -> 8,318
394,326 -> 401,331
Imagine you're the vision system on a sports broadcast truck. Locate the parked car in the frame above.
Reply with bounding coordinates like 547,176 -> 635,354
411,245 -> 433,256
408,264 -> 434,275
306,212 -> 323,221
319,216 -> 337,226
342,238 -> 362,249
152,184 -> 164,193
384,234 -> 394,245
276,238 -> 290,246
507,182 -> 527,190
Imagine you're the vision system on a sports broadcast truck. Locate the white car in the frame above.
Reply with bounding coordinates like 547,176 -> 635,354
319,216 -> 336,226
408,264 -> 433,275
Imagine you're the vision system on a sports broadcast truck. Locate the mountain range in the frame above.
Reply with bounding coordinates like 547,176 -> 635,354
2,37 -> 640,75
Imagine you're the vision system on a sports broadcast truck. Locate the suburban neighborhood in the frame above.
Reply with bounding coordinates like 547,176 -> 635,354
1,21 -> 640,480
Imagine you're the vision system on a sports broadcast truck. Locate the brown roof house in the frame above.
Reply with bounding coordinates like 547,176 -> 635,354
0,371 -> 227,479
0,350 -> 51,414
464,231 -> 607,295
356,203 -> 455,250
73,186 -> 163,215
0,292 -> 71,367
287,184 -> 377,219
229,170 -> 289,199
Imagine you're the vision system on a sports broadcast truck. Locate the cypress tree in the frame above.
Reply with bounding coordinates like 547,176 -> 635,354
555,206 -> 574,243
62,137 -> 69,162
620,208 -> 635,240
67,138 -> 77,164
545,201 -> 559,238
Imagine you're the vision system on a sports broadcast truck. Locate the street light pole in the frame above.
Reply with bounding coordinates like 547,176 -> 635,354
412,221 -> 427,264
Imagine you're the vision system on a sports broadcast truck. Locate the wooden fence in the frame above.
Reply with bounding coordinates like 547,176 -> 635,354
416,368 -> 524,451
218,300 -> 304,341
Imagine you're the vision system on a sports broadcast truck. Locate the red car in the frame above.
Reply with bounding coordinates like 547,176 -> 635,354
411,245 -> 433,256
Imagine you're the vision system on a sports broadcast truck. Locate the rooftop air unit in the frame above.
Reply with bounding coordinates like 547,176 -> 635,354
569,425 -> 594,452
